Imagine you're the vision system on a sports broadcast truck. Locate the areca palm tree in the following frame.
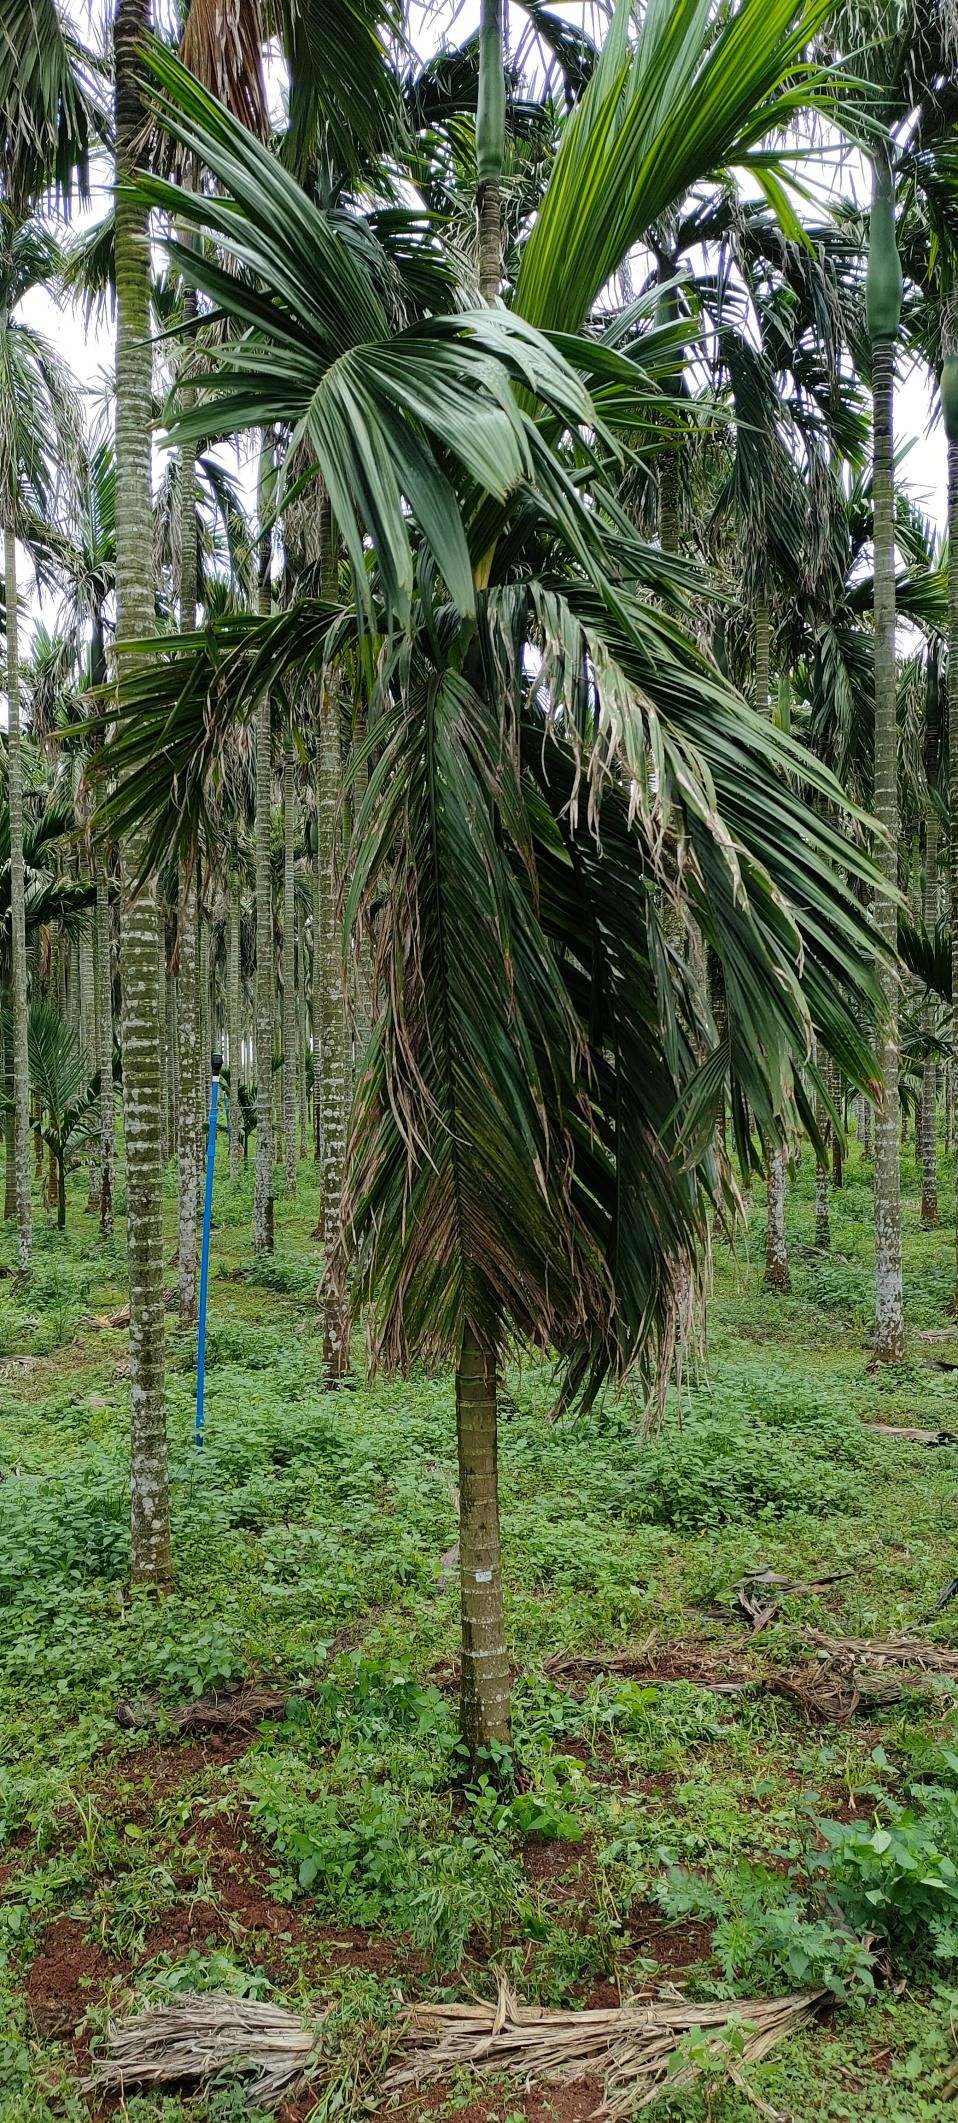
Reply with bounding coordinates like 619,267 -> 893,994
25,997 -> 99,1229
98,13 -> 888,1755
113,0 -> 170,1586
0,211 -> 83,1269
0,0 -> 97,210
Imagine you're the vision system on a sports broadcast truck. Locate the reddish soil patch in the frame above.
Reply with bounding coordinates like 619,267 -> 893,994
191,1807 -> 304,1939
390,2075 -> 607,2123
24,1914 -> 119,2038
626,1901 -> 714,1973
296,1922 -> 425,1980
523,1837 -> 597,1905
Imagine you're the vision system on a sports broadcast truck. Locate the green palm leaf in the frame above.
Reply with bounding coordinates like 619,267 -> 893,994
514,0 -> 842,336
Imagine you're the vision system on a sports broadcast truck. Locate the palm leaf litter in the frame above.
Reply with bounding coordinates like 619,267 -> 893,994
84,1973 -> 825,2115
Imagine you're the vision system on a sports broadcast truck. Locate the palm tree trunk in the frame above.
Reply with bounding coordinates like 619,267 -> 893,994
830,1061 -> 844,1189
350,727 -> 373,1095
176,291 -> 200,1316
56,1150 -> 66,1232
198,894 -> 210,1135
4,528 -> 31,1271
872,337 -> 905,1360
85,908 -> 101,1213
922,814 -> 939,1226
764,1147 -> 790,1291
476,0 -> 504,303
2,1016 -> 13,1223
282,748 -> 297,1196
115,0 -> 171,1585
753,582 -> 791,1293
754,587 -> 771,721
949,434 -> 958,1297
253,447 -> 275,1253
317,671 -> 349,1378
228,871 -> 242,1184
177,857 -> 199,1326
815,1055 -> 831,1250
457,1317 -> 511,1760
314,497 -> 349,1377
298,901 -> 308,1160
311,800 -> 321,1161
95,852 -> 115,1235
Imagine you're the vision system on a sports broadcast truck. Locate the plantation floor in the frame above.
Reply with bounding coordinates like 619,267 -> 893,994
2,1136 -> 958,2120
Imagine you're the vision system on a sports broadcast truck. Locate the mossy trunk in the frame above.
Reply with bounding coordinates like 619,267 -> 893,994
949,437 -> 958,1298
311,801 -> 322,1161
253,451 -> 275,1254
228,873 -> 242,1184
922,815 -> 939,1227
4,528 -> 31,1271
871,337 -> 905,1360
316,674 -> 349,1379
457,1318 -> 511,1761
763,1147 -> 790,1292
95,854 -> 115,1236
115,0 -> 171,1585
177,857 -> 199,1327
282,749 -> 298,1197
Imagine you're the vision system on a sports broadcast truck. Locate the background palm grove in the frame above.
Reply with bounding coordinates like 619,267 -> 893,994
3,0 -> 958,2114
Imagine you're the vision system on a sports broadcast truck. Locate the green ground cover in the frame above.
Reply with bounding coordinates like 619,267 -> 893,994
2,1134 -> 958,2119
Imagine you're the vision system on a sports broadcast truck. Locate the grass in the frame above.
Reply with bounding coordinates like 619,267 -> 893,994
1,1127 -> 958,2118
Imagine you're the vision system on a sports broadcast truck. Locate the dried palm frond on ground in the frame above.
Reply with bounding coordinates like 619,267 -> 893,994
803,1631 -> 958,1672
83,1978 -> 825,2116
385,1972 -> 826,2115
115,1676 -> 314,1733
770,1631 -> 958,1724
83,1995 -> 325,2106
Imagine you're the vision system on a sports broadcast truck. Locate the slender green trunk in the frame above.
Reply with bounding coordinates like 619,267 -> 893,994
814,1049 -> 831,1251
457,1318 -> 511,1760
228,873 -> 242,1184
350,729 -> 373,1096
198,890 -> 210,1142
79,864 -> 98,1212
176,278 -> 200,1317
317,673 -> 348,1377
949,437 -> 958,1296
922,815 -> 939,1226
753,583 -> 791,1292
177,858 -> 199,1326
4,529 -> 31,1270
476,0 -> 504,303
871,337 -> 905,1359
253,449 -> 275,1252
311,799 -> 322,1161
95,853 -> 115,1236
315,502 -> 349,1377
282,749 -> 297,1196
297,900 -> 308,1159
56,1151 -> 66,1232
2,1012 -> 13,1221
115,0 -> 171,1585
830,1060 -> 844,1190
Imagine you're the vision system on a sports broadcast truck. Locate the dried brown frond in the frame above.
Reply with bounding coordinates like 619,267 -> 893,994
181,0 -> 269,139
84,1995 -> 325,2105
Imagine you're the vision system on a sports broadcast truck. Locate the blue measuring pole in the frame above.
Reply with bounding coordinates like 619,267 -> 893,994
196,1052 -> 222,1451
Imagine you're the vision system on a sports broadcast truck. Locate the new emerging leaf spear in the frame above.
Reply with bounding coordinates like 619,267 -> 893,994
196,1051 -> 221,1450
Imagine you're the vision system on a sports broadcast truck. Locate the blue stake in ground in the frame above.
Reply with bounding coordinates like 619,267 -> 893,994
196,1052 -> 222,1450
